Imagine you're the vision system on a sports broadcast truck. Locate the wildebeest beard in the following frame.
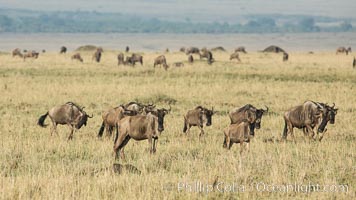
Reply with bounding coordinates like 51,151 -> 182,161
249,123 -> 255,136
76,114 -> 88,129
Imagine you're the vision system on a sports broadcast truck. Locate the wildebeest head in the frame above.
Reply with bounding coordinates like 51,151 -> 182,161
203,107 -> 215,126
317,103 -> 338,133
255,106 -> 268,129
154,105 -> 171,132
76,109 -> 93,129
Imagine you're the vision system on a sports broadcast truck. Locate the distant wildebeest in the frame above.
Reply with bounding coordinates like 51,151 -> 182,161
165,48 -> 169,53
188,55 -> 194,63
37,102 -> 92,140
185,47 -> 200,55
223,120 -> 252,153
230,52 -> 241,62
60,46 -> 67,54
12,48 -> 23,58
353,57 -> 356,68
283,52 -> 289,61
336,47 -> 351,55
97,105 -> 137,138
71,53 -> 83,62
179,47 -> 186,53
228,104 -> 268,136
23,51 -> 39,61
117,52 -> 125,66
92,48 -> 103,63
125,46 -> 129,53
235,46 -> 247,54
211,46 -> 226,51
173,62 -> 184,67
183,106 -> 215,137
282,101 -> 338,141
200,49 -> 214,64
125,53 -> 143,66
113,106 -> 171,160
154,55 -> 169,70
262,45 -> 286,53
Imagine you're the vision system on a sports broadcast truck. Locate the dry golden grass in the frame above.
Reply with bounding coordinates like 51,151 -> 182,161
0,50 -> 355,199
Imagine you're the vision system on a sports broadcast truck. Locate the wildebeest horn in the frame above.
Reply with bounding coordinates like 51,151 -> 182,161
163,105 -> 171,113
264,105 -> 269,112
331,103 -> 335,108
87,114 -> 93,118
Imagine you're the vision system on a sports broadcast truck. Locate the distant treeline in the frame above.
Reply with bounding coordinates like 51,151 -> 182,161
0,9 -> 354,33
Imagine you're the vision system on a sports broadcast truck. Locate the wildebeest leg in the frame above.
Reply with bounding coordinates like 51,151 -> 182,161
149,136 -> 154,154
152,137 -> 158,153
67,124 -> 74,140
306,125 -> 315,140
245,142 -> 250,153
318,128 -> 327,141
226,136 -> 231,150
223,136 -> 227,148
239,141 -> 244,155
199,126 -> 205,137
119,136 -> 131,160
113,133 -> 130,160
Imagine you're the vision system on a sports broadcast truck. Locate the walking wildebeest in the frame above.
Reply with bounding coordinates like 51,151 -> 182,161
154,55 -> 169,70
188,55 -> 194,63
353,57 -> 356,68
12,48 -> 23,58
282,101 -> 337,141
117,52 -> 125,66
199,49 -> 214,64
23,51 -> 39,61
113,106 -> 171,160
336,47 -> 351,55
173,62 -> 184,67
235,47 -> 247,54
230,52 -> 241,62
223,120 -> 252,153
125,53 -> 143,66
37,102 -> 92,140
97,105 -> 137,138
183,106 -> 215,137
92,48 -> 103,63
71,53 -> 83,62
283,52 -> 289,62
185,47 -> 200,55
60,46 -> 67,54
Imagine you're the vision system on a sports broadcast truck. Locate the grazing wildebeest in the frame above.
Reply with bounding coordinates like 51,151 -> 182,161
282,101 -> 335,141
173,62 -> 184,67
60,46 -> 67,54
179,47 -> 186,53
223,120 -> 252,153
37,102 -> 92,140
113,106 -> 171,160
283,52 -> 289,62
125,53 -> 143,66
71,53 -> 83,62
97,105 -> 137,138
92,48 -> 103,63
228,104 -> 268,136
188,55 -> 194,63
117,52 -> 125,66
154,55 -> 169,70
263,45 -> 286,53
230,52 -> 241,62
12,48 -> 23,58
125,46 -> 129,53
200,49 -> 214,64
211,46 -> 226,51
353,57 -> 356,68
183,106 -> 215,137
336,47 -> 351,55
235,46 -> 247,54
185,47 -> 200,55
23,51 -> 39,61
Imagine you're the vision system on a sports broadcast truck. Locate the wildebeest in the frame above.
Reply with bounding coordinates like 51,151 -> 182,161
125,53 -> 143,66
263,45 -> 286,53
71,53 -> 83,62
154,55 -> 169,70
165,48 -> 169,53
173,62 -> 184,67
283,52 -> 289,61
211,46 -> 226,51
223,120 -> 252,153
353,57 -> 356,68
230,52 -> 241,62
185,47 -> 200,55
336,47 -> 351,55
60,46 -> 67,54
235,46 -> 247,54
23,51 -> 39,61
92,48 -> 103,63
117,52 -> 125,66
228,104 -> 268,136
125,46 -> 130,53
282,101 -> 337,141
200,49 -> 214,64
37,102 -> 92,140
97,105 -> 137,138
12,48 -> 23,58
183,106 -> 215,137
188,55 -> 194,63
179,47 -> 186,53
113,106 -> 170,160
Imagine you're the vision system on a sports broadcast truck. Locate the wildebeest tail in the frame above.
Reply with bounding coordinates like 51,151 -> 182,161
114,124 -> 119,145
282,121 -> 288,139
97,121 -> 105,138
37,112 -> 48,127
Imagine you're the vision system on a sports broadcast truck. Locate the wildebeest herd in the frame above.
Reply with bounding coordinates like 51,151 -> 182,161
37,100 -> 338,161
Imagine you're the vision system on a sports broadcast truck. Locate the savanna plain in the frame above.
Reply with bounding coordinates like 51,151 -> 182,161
0,49 -> 355,199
